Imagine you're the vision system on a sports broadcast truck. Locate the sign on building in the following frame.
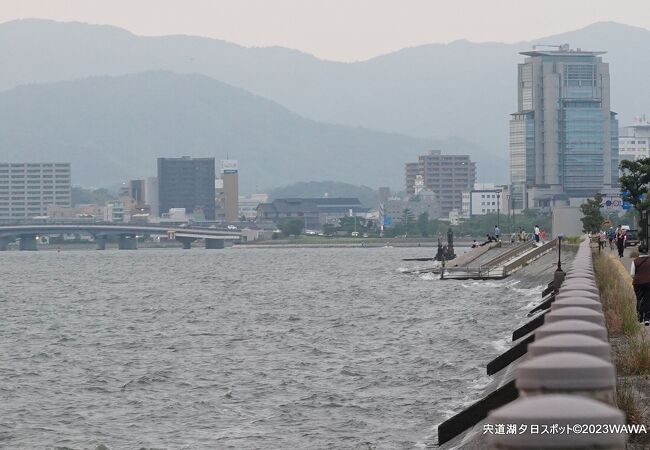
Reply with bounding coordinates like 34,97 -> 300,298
221,160 -> 238,174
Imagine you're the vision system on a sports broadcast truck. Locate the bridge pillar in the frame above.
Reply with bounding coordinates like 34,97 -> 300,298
118,235 -> 138,250
177,237 -> 196,250
19,234 -> 38,251
0,237 -> 11,251
95,235 -> 107,250
205,239 -> 225,249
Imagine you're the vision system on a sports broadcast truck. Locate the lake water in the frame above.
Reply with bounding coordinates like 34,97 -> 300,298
0,246 -> 559,449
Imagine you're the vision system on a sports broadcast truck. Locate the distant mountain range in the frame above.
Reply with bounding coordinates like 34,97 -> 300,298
0,71 -> 475,190
1,19 -> 648,189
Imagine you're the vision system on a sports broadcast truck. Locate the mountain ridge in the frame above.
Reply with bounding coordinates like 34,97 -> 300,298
0,71 -> 491,191
1,19 -> 647,184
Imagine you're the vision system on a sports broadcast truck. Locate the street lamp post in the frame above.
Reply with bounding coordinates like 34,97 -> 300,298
497,191 -> 501,229
506,193 -> 511,234
553,234 -> 565,292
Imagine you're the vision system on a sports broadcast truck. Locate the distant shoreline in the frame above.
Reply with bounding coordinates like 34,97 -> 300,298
3,238 -> 474,251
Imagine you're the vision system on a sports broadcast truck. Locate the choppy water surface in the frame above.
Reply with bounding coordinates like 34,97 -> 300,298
1,247 -> 554,449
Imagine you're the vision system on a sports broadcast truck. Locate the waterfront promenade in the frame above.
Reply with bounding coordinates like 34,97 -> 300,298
440,238 -> 644,449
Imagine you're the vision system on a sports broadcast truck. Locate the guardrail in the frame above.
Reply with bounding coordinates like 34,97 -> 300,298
441,265 -> 505,279
482,241 -> 536,268
502,239 -> 557,277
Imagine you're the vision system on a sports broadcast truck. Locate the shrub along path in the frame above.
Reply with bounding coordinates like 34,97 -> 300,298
593,246 -> 650,447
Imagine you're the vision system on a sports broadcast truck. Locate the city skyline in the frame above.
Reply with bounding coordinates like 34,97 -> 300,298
1,0 -> 650,61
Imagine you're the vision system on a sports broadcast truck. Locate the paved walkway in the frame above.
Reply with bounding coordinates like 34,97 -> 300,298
594,242 -> 635,274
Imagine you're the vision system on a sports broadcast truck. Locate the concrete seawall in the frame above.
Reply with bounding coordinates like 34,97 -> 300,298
438,239 -> 628,449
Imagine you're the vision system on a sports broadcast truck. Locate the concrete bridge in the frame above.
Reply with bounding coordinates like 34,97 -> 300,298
0,224 -> 242,251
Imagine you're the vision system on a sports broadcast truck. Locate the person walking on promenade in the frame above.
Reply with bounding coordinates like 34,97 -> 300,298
631,246 -> 650,325
598,230 -> 606,251
607,226 -> 616,250
540,228 -> 546,243
494,225 -> 500,241
534,224 -> 540,243
615,225 -> 626,258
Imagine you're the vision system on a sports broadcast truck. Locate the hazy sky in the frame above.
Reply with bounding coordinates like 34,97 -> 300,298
2,0 -> 650,61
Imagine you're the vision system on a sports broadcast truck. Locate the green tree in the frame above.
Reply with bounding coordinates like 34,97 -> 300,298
620,158 -> 650,212
580,193 -> 604,233
427,219 -> 443,237
620,158 -> 650,244
338,216 -> 367,233
71,187 -> 116,206
277,218 -> 304,236
385,223 -> 406,237
322,223 -> 337,235
402,209 -> 416,236
417,212 -> 429,237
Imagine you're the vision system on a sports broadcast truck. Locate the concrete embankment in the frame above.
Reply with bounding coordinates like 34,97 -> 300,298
439,240 -> 630,449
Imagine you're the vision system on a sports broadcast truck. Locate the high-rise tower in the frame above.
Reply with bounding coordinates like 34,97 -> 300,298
510,45 -> 618,210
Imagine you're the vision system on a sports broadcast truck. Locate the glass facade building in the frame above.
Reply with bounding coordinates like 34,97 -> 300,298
509,112 -> 535,208
157,157 -> 216,220
509,47 -> 618,209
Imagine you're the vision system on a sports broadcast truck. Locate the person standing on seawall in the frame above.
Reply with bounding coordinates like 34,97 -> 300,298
615,225 -> 626,258
533,224 -> 540,243
631,246 -> 650,325
494,225 -> 500,241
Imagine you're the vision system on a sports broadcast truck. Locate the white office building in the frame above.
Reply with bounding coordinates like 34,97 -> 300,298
461,183 -> 504,217
619,119 -> 650,165
0,162 -> 71,220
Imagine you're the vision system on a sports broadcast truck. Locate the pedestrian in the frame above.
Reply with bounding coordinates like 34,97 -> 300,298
615,225 -> 626,258
540,228 -> 546,243
519,227 -> 525,242
494,225 -> 501,241
631,246 -> 650,325
598,230 -> 606,250
607,226 -> 615,250
534,224 -> 540,243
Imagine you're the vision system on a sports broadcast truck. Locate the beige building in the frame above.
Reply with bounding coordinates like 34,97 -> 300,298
0,162 -> 71,219
219,160 -> 239,222
405,150 -> 476,216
